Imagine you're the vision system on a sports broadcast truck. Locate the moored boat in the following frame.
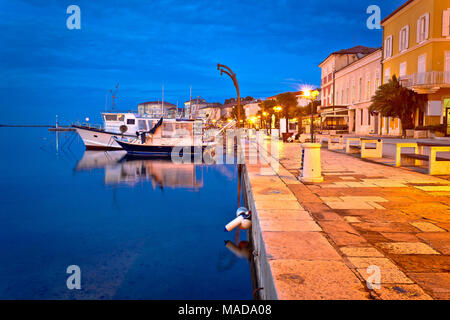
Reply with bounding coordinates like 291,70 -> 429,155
113,138 -> 209,156
73,112 -> 205,150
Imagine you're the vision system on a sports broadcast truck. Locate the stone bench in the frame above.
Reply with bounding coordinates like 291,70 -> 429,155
328,135 -> 345,150
346,138 -> 383,158
396,143 -> 450,175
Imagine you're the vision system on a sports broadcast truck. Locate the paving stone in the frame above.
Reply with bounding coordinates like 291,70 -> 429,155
255,200 -> 302,210
380,233 -> 419,242
270,260 -> 370,300
320,197 -> 343,203
344,216 -> 362,223
326,231 -> 369,247
415,233 -> 450,254
356,267 -> 414,284
409,222 -> 446,232
433,292 -> 450,300
374,284 -> 433,300
319,221 -> 358,233
347,257 -> 399,269
407,273 -> 450,293
415,186 -> 450,192
257,209 -> 312,221
359,231 -> 391,243
352,222 -> 419,233
262,231 -> 341,261
340,196 -> 388,203
310,210 -> 344,221
376,242 -> 440,255
340,246 -> 384,257
260,219 -> 322,232
389,255 -> 450,272
326,201 -> 376,210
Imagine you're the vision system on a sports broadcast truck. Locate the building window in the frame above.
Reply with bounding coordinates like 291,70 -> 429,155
384,68 -> 391,83
346,83 -> 350,104
126,119 -> 135,125
375,72 -> 380,94
367,79 -> 371,101
359,78 -> 363,102
368,112 -> 371,126
361,109 -> 364,126
399,62 -> 407,78
399,25 -> 409,52
384,35 -> 393,58
443,9 -> 450,37
341,90 -> 344,105
417,13 -> 429,43
352,81 -> 355,104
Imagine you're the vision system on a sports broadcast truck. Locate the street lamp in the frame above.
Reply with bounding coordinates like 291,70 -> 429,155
273,106 -> 283,137
217,64 -> 241,128
302,89 -> 319,142
299,88 -> 323,184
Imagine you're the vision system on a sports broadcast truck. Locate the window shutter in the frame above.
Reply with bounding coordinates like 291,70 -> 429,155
425,13 -> 430,40
405,25 -> 409,49
389,37 -> 392,56
417,18 -> 421,43
443,10 -> 450,37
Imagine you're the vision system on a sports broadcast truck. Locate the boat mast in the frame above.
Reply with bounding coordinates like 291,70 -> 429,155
161,84 -> 164,119
110,82 -> 119,112
189,86 -> 192,120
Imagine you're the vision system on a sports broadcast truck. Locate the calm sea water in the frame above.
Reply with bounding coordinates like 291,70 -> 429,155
0,128 -> 253,299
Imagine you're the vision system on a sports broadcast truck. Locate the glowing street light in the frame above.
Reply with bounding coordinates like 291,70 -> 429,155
301,88 -> 319,142
273,106 -> 282,113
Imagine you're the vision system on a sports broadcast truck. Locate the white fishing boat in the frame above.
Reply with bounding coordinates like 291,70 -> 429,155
73,112 -> 204,150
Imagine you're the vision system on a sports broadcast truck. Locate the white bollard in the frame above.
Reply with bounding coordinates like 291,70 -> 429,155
239,218 -> 252,230
299,143 -> 324,183
225,216 -> 244,232
225,207 -> 252,232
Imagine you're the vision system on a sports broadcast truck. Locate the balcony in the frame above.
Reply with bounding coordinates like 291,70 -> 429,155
399,71 -> 450,94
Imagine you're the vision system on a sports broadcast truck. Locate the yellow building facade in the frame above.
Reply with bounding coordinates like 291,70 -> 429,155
381,0 -> 450,135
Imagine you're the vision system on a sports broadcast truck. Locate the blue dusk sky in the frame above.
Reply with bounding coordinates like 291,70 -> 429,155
0,0 -> 406,124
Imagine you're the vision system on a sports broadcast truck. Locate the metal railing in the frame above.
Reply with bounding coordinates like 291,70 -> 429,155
399,71 -> 450,88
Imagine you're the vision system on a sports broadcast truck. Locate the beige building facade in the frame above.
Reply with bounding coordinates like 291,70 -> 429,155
334,49 -> 383,135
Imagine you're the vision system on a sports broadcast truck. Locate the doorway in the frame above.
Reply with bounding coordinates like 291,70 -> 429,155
446,107 -> 450,136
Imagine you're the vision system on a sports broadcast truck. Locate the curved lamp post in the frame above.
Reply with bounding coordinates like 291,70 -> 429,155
217,64 -> 241,128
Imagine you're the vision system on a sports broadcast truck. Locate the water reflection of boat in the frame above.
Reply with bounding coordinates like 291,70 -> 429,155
75,151 -> 126,171
75,150 -> 204,190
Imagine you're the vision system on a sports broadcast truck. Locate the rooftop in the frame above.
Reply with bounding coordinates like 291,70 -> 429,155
319,46 -> 379,66
332,45 -> 378,55
381,0 -> 415,25
138,101 -> 177,108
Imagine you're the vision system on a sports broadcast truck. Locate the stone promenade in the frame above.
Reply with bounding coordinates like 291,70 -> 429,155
245,140 -> 450,300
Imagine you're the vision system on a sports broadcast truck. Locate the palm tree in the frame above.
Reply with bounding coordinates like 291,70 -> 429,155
276,92 -> 298,133
293,100 -> 320,134
369,75 -> 427,132
230,103 -> 246,124
258,100 -> 277,130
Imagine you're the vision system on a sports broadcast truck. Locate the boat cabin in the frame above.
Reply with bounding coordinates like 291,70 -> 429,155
102,112 -> 204,145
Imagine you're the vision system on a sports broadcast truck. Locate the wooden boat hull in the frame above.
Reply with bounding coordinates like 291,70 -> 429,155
114,139 -> 208,156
